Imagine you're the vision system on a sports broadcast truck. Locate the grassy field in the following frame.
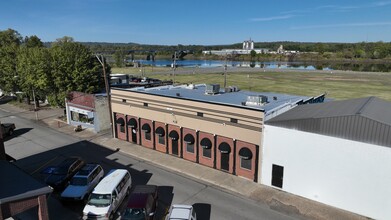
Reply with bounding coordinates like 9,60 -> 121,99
111,67 -> 391,101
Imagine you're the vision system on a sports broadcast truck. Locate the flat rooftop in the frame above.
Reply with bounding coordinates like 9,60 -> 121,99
0,161 -> 52,204
128,84 -> 316,112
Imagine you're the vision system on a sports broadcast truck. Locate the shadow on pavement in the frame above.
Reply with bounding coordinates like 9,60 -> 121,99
3,128 -> 33,142
193,203 -> 211,220
11,140 -> 153,220
156,186 -> 174,218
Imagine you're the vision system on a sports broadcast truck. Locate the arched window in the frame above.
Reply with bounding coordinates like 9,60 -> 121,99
200,138 -> 212,158
184,134 -> 195,153
239,147 -> 253,170
155,127 -> 165,144
142,123 -> 151,140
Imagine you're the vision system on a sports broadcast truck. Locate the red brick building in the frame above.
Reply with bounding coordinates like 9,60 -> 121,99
110,84 -> 320,182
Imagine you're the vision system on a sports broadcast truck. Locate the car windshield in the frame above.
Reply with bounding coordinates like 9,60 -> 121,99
70,177 -> 88,186
87,193 -> 111,207
122,208 -> 146,220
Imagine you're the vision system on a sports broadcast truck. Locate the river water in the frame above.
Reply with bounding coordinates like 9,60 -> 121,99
134,59 -> 391,72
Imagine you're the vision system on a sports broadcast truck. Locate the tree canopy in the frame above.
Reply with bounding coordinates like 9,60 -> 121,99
0,29 -> 109,107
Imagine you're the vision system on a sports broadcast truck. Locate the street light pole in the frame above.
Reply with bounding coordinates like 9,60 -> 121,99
32,88 -> 38,120
96,54 -> 113,137
223,55 -> 227,88
172,51 -> 177,85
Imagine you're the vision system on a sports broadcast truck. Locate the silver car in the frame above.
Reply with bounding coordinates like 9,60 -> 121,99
61,163 -> 104,202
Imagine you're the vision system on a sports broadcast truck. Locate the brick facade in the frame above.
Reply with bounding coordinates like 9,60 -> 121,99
112,88 -> 263,182
1,195 -> 49,220
154,121 -> 167,153
140,119 -> 153,149
216,136 -> 234,174
235,141 -> 257,181
182,128 -> 197,162
198,132 -> 215,168
115,113 -> 127,141
113,115 -> 260,182
126,115 -> 139,145
167,125 -> 181,157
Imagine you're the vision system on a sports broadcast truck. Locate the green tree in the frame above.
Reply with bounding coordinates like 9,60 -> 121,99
114,50 -> 126,67
354,49 -> 366,58
24,35 -> 44,48
53,36 -> 74,44
49,39 -> 107,106
250,50 -> 257,61
16,47 -> 52,105
0,29 -> 22,94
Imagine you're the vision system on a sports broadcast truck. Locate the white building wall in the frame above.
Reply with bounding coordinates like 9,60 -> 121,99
94,96 -> 111,132
262,125 -> 391,220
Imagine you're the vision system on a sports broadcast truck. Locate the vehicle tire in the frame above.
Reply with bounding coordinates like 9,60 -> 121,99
109,212 -> 114,220
8,129 -> 13,136
82,195 -> 88,204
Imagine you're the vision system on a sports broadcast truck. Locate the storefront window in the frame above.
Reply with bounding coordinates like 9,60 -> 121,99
203,148 -> 211,158
186,143 -> 194,153
145,131 -> 151,140
240,158 -> 252,170
71,111 -> 94,124
158,135 -> 165,144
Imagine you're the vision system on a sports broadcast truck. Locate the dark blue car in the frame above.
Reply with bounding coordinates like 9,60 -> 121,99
41,157 -> 85,191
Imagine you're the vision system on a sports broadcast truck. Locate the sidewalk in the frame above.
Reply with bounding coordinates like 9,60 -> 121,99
1,103 -> 367,220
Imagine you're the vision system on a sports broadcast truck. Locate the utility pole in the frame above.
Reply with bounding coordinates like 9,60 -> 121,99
32,88 -> 38,120
223,55 -> 227,88
0,119 -> 6,160
172,51 -> 177,85
96,54 -> 113,137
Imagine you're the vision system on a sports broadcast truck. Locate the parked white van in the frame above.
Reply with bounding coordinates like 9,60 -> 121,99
83,169 -> 131,220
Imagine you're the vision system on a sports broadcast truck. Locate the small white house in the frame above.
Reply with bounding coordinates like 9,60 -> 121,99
65,91 -> 111,133
262,97 -> 391,220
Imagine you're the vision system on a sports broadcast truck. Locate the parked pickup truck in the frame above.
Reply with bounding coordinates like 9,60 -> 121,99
121,185 -> 159,220
1,123 -> 16,136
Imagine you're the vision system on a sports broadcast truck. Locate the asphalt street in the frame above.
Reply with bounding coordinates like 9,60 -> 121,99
1,108 -> 299,220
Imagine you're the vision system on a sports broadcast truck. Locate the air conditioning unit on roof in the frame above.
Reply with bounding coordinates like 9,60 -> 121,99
205,84 -> 220,95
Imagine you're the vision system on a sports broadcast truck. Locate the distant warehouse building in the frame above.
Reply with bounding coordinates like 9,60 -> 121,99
110,84 -> 324,182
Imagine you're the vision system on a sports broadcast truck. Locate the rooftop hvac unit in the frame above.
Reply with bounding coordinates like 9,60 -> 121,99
225,86 -> 240,93
205,84 -> 220,95
246,95 -> 268,106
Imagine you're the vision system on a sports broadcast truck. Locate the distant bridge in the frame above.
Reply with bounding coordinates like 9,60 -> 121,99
94,49 -> 193,61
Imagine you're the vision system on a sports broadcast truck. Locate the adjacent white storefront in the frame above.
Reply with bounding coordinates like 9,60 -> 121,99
262,125 -> 391,220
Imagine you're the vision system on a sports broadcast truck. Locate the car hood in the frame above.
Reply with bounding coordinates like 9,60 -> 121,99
61,185 -> 89,198
83,204 -> 110,217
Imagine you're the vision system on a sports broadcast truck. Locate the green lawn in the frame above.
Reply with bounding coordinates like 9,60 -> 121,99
111,67 -> 391,101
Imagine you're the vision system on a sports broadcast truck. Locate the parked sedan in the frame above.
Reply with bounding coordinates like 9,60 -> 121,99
166,204 -> 197,220
121,185 -> 158,220
41,157 -> 85,191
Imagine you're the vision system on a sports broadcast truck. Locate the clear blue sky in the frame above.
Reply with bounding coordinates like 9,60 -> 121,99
1,0 -> 391,45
